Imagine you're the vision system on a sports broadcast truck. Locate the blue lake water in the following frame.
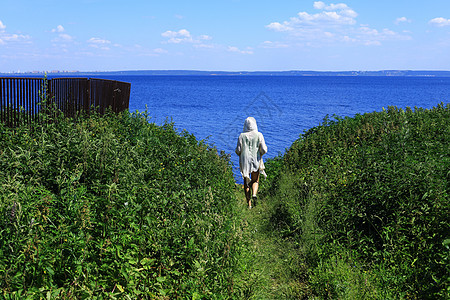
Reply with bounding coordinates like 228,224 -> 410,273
61,75 -> 450,181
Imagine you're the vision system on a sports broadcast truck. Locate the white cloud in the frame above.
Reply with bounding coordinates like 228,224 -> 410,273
163,29 -> 190,38
314,1 -> 357,17
266,22 -> 293,32
193,43 -> 216,49
354,26 -> 408,45
161,29 -> 255,56
342,35 -> 356,43
2,34 -> 22,42
313,1 -> 326,10
382,28 -> 396,36
266,2 -> 357,34
52,25 -> 65,33
429,17 -> 450,27
199,35 -> 212,41
395,17 -> 411,25
51,25 -> 73,42
364,40 -> 381,46
88,37 -> 111,44
300,9 -> 357,25
227,46 -> 253,54
266,2 -> 409,47
59,33 -> 73,41
359,26 -> 379,36
261,41 -> 289,48
161,29 -> 194,43
0,20 -> 30,45
88,37 -> 111,50
161,29 -> 215,46
154,48 -> 168,54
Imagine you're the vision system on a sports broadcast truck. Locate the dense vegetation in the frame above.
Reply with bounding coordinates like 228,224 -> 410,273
262,103 -> 449,299
0,110 -> 241,298
1,101 -> 448,299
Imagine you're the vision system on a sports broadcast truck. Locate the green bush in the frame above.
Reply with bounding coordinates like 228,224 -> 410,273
262,103 -> 450,299
0,110 -> 239,298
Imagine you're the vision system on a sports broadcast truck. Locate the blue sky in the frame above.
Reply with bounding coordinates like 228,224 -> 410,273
1,0 -> 450,72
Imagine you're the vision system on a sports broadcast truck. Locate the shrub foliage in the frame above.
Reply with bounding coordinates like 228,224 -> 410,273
0,110 -> 238,298
262,103 -> 449,299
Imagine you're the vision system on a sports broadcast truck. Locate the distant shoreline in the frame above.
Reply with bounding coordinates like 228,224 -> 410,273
2,70 -> 450,77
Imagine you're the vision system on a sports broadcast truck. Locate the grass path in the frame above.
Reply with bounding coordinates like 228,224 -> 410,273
232,185 -> 309,299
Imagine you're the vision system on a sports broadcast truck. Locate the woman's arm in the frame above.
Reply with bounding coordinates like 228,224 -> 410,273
235,134 -> 242,155
259,133 -> 267,155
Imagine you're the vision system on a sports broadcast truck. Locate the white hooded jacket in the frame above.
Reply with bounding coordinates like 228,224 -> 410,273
235,117 -> 267,180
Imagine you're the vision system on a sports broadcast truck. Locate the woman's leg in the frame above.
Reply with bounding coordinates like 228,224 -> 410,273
244,177 -> 251,205
250,171 -> 260,206
250,171 -> 260,195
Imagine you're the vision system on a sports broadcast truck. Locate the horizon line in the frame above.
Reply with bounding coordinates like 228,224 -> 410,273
2,69 -> 450,74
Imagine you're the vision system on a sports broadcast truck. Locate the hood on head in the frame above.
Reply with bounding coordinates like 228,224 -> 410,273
243,117 -> 258,132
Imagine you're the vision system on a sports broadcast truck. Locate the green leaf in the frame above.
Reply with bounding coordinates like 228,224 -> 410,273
140,258 -> 155,266
46,267 -> 54,276
443,239 -> 450,249
188,237 -> 195,249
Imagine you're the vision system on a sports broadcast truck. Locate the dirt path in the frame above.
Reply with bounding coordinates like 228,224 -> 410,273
232,186 -> 309,299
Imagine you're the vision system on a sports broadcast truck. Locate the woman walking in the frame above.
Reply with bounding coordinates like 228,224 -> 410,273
235,117 -> 267,209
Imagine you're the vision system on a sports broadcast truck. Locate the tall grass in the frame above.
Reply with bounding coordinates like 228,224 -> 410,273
0,109 -> 241,298
262,103 -> 449,299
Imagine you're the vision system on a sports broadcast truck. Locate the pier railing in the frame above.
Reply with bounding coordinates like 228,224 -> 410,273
0,77 -> 131,127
